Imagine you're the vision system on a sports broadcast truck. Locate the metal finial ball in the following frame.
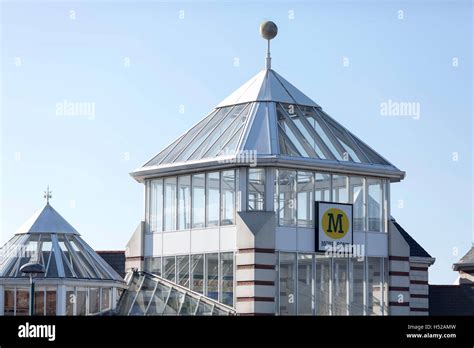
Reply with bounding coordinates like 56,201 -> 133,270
260,21 -> 278,40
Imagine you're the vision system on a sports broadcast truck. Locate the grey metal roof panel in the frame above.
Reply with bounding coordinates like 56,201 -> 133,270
392,220 -> 432,258
457,246 -> 474,264
15,203 -> 78,235
216,69 -> 319,108
453,245 -> 474,271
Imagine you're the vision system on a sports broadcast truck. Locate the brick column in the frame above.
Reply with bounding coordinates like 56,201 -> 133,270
409,257 -> 432,315
235,211 -> 277,315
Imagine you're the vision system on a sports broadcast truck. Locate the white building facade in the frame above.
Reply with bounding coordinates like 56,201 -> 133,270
125,28 -> 434,315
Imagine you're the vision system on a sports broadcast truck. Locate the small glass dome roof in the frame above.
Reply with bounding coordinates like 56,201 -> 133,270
0,203 -> 123,282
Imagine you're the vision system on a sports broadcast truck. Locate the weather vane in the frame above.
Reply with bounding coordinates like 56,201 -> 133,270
260,21 -> 278,69
44,185 -> 52,204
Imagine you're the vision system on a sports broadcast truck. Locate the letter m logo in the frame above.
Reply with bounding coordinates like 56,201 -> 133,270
327,213 -> 344,234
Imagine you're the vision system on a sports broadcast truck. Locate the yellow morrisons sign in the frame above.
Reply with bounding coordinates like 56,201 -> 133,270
316,202 -> 353,251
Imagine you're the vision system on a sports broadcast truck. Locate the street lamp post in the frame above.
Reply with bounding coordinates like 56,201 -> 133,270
20,262 -> 45,316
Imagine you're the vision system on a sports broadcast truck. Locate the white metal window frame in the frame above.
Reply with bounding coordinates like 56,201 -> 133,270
277,251 -> 388,316
274,168 -> 389,233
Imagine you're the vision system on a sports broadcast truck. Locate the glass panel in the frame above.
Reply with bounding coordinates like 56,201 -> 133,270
165,108 -> 223,163
150,109 -> 217,165
146,283 -> 171,315
178,176 -> 191,230
34,288 -> 45,315
38,234 -> 55,278
190,104 -> 247,159
278,169 -> 296,226
145,257 -> 162,276
333,258 -> 348,315
68,237 -> 98,278
320,113 -> 363,163
177,255 -> 190,288
195,300 -> 214,315
368,179 -> 382,232
383,180 -> 389,233
278,126 -> 301,157
203,104 -> 251,159
163,256 -> 176,282
315,256 -> 331,315
297,171 -> 314,227
129,277 -> 155,315
332,175 -> 348,203
179,294 -> 198,315
57,235 -> 86,278
292,114 -> 326,159
4,288 -> 15,316
0,235 -> 20,273
45,288 -> 56,315
221,170 -> 236,225
350,176 -> 365,231
220,252 -> 234,306
350,258 -> 365,315
206,253 -> 219,301
212,306 -> 228,316
315,173 -> 331,202
149,179 -> 163,233
5,235 -> 36,277
279,252 -> 296,315
297,254 -> 313,315
353,137 -> 390,165
277,107 -> 310,157
248,168 -> 265,211
188,105 -> 245,161
163,287 -> 183,315
101,288 -> 111,311
164,177 -> 177,231
89,288 -> 100,315
60,251 -> 75,278
66,287 -> 75,315
146,133 -> 185,166
310,111 -> 343,161
116,273 -> 140,314
192,174 -> 205,228
191,254 -> 204,294
368,257 -> 382,315
206,172 -> 220,227
45,258 -> 59,278
16,288 -> 29,316
76,288 -> 87,316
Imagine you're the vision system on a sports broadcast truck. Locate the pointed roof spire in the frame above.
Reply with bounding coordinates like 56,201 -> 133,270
260,21 -> 278,69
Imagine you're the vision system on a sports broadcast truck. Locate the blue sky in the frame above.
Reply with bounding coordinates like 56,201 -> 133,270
0,1 -> 472,284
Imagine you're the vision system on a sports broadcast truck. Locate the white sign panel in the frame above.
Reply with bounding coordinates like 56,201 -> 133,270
315,201 -> 353,252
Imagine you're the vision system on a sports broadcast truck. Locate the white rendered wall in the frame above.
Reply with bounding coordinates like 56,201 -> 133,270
275,226 -> 388,257
145,225 -> 237,257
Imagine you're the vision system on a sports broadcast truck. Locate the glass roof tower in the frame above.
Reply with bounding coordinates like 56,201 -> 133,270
0,197 -> 126,316
125,21 -> 433,316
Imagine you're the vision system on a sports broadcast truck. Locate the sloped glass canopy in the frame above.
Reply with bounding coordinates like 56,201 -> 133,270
145,104 -> 252,167
136,68 -> 398,178
116,271 -> 235,316
275,103 -> 389,165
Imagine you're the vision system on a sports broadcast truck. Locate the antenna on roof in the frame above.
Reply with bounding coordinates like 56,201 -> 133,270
260,21 -> 278,70
44,185 -> 52,204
